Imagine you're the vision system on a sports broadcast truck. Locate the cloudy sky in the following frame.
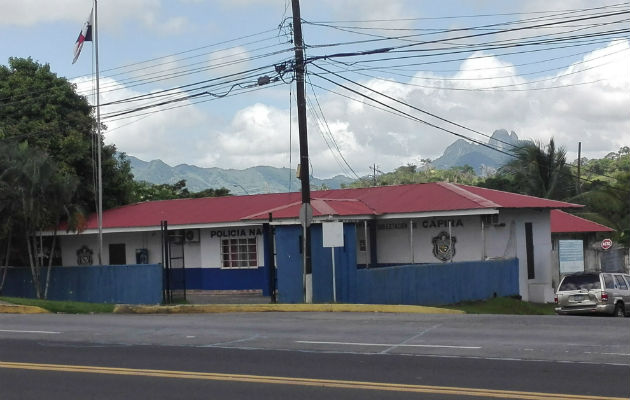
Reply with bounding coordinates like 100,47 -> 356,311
1,0 -> 628,179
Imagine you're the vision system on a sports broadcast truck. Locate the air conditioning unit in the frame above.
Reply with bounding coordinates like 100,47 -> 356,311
184,229 -> 200,243
481,214 -> 499,225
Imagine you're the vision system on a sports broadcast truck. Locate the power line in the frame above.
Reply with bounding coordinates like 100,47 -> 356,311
304,9 -> 630,63
309,70 -> 515,158
306,75 -> 361,179
312,64 -> 518,150
306,2 -> 629,24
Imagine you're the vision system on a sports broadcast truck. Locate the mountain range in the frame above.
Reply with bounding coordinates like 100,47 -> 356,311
128,129 -> 524,194
127,157 -> 353,195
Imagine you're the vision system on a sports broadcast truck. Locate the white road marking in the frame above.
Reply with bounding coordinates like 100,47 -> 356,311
296,340 -> 481,349
380,324 -> 442,354
0,329 -> 61,334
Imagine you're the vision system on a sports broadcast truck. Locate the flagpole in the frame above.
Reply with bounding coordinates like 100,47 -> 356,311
94,0 -> 103,265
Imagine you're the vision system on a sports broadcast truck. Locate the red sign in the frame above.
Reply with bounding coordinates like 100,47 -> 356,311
601,238 -> 613,250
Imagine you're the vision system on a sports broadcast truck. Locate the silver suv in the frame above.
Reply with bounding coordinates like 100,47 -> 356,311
555,272 -> 630,317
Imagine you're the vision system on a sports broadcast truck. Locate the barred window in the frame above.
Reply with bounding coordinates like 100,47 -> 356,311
221,237 -> 258,268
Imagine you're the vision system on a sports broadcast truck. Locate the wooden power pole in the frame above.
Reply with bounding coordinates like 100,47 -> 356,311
291,0 -> 312,302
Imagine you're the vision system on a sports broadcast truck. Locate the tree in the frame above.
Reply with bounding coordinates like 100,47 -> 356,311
0,57 -> 135,213
0,142 -> 79,298
496,138 -> 573,200
568,147 -> 630,245
347,163 -> 479,188
131,179 -> 232,202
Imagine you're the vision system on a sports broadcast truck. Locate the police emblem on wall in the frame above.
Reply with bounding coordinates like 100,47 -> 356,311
432,231 -> 456,262
76,245 -> 93,266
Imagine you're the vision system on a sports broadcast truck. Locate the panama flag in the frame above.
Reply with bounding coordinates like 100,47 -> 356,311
72,9 -> 93,64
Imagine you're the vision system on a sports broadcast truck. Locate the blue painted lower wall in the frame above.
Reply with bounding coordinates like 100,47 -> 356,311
1,265 -> 163,304
170,267 -> 269,294
275,225 -> 304,303
356,259 -> 519,306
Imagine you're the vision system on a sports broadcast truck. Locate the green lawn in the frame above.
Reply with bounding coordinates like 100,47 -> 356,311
444,296 -> 557,315
0,297 -> 115,314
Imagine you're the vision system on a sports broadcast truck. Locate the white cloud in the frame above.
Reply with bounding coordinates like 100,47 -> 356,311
0,0 -> 158,26
0,0 -> 191,35
70,38 -> 629,179
72,75 -> 209,166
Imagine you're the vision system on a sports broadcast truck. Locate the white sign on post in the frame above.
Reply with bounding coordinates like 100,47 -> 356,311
323,221 -> 344,248
322,221 -> 344,303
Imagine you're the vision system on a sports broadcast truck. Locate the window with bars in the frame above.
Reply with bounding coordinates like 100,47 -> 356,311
221,237 -> 258,268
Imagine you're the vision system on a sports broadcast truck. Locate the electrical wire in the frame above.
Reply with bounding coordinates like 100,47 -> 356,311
312,64 -> 518,150
306,76 -> 361,179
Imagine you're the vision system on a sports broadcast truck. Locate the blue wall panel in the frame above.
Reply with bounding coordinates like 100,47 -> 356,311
311,224 -> 358,303
2,264 -> 163,304
274,223 -> 358,304
274,225 -> 304,303
171,267 -> 267,292
356,259 -> 519,306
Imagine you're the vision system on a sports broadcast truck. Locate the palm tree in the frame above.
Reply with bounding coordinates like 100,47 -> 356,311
500,138 -> 573,200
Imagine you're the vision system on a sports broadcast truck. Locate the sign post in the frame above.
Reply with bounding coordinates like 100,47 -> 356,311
601,238 -> 613,250
322,221 -> 344,303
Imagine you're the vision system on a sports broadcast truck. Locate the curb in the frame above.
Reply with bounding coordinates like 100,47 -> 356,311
0,304 -> 50,314
113,303 -> 465,314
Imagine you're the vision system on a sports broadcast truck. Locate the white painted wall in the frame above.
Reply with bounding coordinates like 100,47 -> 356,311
59,225 -> 265,269
59,231 -> 163,266
374,216 -> 483,264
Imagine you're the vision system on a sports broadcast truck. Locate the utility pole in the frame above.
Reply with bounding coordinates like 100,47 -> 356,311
94,0 -> 103,265
372,164 -> 377,186
291,0 -> 312,302
576,142 -> 582,194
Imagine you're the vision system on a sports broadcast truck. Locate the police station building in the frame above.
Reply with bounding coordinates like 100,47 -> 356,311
52,182 -> 583,304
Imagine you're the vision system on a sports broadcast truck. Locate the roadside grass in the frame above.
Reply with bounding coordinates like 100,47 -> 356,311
0,296 -> 115,314
444,296 -> 556,315
1,296 -> 557,315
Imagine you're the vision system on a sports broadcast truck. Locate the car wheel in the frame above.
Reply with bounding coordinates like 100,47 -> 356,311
613,303 -> 625,317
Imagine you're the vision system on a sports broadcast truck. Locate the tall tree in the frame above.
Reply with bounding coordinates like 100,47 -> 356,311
0,57 -> 135,213
568,147 -> 630,245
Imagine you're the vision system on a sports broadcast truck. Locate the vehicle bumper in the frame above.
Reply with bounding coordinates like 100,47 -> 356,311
555,303 -> 615,315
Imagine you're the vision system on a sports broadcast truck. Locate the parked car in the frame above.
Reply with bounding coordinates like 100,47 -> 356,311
555,272 -> 630,317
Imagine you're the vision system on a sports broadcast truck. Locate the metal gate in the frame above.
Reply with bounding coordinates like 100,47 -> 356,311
161,220 -> 186,304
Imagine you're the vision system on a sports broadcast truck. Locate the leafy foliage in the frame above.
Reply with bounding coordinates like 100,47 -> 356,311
0,57 -> 135,212
345,161 -> 479,188
567,147 -> 630,245
131,179 -> 231,202
495,138 -> 573,200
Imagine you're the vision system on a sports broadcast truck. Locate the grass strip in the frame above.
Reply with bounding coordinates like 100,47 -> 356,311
443,296 -> 556,315
0,297 -> 115,314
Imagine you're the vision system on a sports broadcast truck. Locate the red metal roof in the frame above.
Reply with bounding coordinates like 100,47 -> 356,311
550,209 -> 613,233
69,182 -> 583,230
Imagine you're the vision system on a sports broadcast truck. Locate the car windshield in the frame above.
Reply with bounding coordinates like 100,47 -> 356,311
559,274 -> 601,291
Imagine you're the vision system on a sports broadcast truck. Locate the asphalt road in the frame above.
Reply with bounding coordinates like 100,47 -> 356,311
0,312 -> 628,399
